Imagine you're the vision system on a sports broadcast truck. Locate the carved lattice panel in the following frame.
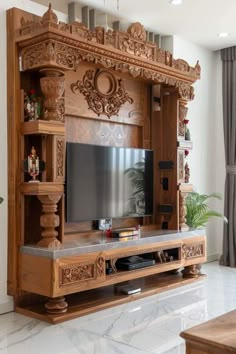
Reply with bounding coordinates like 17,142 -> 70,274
177,149 -> 185,183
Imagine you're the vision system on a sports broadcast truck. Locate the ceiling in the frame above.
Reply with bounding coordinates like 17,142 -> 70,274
32,0 -> 236,51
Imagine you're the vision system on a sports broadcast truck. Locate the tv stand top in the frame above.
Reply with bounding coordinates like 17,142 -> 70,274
20,229 -> 205,259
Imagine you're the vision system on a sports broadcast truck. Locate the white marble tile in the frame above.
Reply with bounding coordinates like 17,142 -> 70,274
1,262 -> 236,354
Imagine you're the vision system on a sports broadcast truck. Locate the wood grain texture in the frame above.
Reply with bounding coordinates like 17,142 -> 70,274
21,120 -> 65,135
21,182 -> 64,195
19,254 -> 53,296
16,273 -> 205,324
181,310 -> 236,353
19,234 -> 206,299
7,8 -> 22,296
66,116 -> 141,148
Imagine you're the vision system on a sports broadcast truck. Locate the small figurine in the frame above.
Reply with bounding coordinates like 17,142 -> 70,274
28,146 -> 40,182
185,162 -> 190,183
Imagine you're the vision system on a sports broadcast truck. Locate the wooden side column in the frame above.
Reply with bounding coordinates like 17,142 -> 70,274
178,98 -> 188,141
37,194 -> 62,248
178,184 -> 193,231
179,191 -> 188,231
40,68 -> 65,122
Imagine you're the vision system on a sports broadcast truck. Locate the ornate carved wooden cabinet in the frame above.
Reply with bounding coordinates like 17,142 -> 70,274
7,5 -> 206,323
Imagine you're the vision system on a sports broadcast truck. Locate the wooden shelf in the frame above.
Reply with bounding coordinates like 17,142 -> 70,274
16,272 -> 206,324
21,120 -> 65,135
21,182 -> 64,195
106,260 -> 182,283
178,183 -> 193,192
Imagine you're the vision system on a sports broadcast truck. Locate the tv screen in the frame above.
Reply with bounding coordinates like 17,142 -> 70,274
66,143 -> 153,222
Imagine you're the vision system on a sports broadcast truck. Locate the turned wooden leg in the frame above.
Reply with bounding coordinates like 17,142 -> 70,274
179,192 -> 189,231
45,296 -> 68,314
37,194 -> 62,248
182,264 -> 202,278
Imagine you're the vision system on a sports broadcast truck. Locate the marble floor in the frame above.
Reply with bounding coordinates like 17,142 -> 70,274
1,261 -> 236,354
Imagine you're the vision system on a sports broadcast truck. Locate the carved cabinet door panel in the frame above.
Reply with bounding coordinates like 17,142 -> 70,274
53,253 -> 106,296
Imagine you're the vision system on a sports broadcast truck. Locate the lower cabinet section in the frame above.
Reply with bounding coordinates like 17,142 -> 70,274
18,234 -> 206,323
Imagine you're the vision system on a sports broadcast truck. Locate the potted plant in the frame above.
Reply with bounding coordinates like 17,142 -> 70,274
185,192 -> 227,228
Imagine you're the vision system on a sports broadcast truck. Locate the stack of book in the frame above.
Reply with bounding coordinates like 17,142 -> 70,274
112,228 -> 139,241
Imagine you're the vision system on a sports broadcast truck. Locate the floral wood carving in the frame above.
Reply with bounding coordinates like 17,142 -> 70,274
182,243 -> 204,259
178,150 -> 184,182
59,263 -> 95,286
172,59 -> 189,72
19,3 -> 59,35
40,69 -> 65,121
118,23 -> 155,60
56,138 -> 64,179
127,22 -> 146,41
71,69 -> 134,118
21,39 -> 196,100
96,256 -> 105,277
18,5 -> 201,82
59,257 -> 105,286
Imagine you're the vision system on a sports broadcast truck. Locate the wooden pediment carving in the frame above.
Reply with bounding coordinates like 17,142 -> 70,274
127,22 -> 146,41
17,4 -> 201,101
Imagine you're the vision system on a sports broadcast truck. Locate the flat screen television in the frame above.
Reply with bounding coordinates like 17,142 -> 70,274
66,142 -> 153,222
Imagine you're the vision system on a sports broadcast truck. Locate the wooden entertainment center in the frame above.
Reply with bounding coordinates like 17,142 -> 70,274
7,5 -> 206,323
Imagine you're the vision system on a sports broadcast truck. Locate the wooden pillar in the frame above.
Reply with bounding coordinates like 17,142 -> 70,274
40,68 -> 65,122
37,194 -> 62,248
179,191 -> 188,231
178,98 -> 188,141
177,97 -> 192,231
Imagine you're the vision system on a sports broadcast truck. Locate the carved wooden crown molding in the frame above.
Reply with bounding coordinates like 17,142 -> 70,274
71,69 -> 133,118
20,38 -> 195,100
17,5 -> 201,90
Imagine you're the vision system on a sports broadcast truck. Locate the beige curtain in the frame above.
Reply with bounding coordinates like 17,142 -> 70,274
220,46 -> 236,267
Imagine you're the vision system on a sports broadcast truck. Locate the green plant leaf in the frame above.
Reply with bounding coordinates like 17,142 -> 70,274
0,197 -> 3,204
186,192 -> 226,228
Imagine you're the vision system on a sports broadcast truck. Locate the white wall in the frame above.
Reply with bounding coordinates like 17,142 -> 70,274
172,36 -> 225,260
0,0 -> 67,314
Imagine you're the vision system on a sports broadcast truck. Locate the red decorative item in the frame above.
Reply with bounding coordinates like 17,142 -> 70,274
29,88 -> 36,95
184,119 -> 189,125
185,150 -> 189,156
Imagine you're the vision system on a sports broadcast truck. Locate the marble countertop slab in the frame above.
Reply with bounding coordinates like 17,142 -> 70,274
20,229 -> 205,259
